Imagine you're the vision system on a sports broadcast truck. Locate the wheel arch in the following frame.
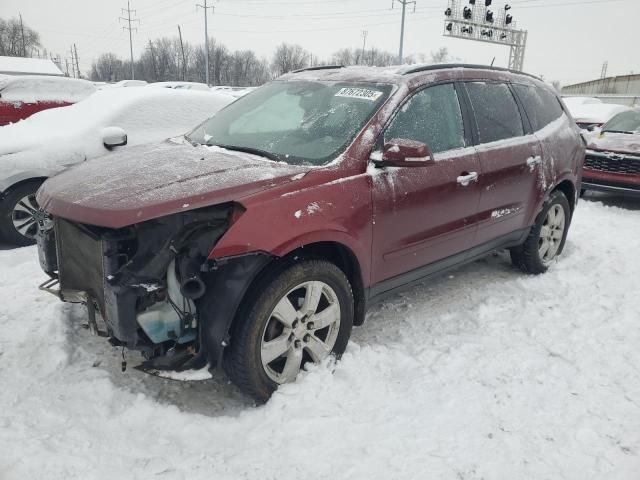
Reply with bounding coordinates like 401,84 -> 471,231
200,239 -> 368,369
0,172 -> 51,198
552,179 -> 577,215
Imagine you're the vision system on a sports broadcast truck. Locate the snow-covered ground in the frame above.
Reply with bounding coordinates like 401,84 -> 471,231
1,194 -> 639,480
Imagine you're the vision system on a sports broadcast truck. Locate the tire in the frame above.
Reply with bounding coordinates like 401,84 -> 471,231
0,181 -> 43,247
223,259 -> 354,403
580,189 -> 586,197
510,190 -> 571,274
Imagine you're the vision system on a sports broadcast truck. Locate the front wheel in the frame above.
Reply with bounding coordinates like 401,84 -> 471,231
510,190 -> 571,274
223,260 -> 354,403
0,181 -> 44,246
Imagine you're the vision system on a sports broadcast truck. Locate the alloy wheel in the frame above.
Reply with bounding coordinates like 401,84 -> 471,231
538,204 -> 565,264
11,194 -> 40,240
260,280 -> 341,384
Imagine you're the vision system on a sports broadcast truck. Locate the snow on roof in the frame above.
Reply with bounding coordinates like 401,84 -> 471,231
0,56 -> 63,76
0,75 -> 96,103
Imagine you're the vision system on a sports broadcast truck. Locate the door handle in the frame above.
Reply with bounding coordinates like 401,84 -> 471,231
526,155 -> 542,170
456,171 -> 479,186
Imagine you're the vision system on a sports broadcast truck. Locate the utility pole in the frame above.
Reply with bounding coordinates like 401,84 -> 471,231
147,39 -> 158,80
196,0 -> 215,85
65,58 -> 70,77
393,0 -> 416,64
19,13 -> 26,56
120,1 -> 139,79
74,43 -> 81,78
600,61 -> 608,79
360,30 -> 368,65
69,46 -> 76,78
178,25 -> 187,81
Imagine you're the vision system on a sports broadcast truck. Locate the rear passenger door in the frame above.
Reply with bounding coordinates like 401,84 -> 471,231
462,81 -> 543,245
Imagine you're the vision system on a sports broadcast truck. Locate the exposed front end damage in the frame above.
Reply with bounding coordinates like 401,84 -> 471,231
37,203 -> 257,371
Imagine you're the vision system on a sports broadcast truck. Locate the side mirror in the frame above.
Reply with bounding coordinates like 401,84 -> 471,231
102,126 -> 128,149
373,139 -> 435,168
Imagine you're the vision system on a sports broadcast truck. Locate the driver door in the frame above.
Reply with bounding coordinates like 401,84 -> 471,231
370,83 -> 482,289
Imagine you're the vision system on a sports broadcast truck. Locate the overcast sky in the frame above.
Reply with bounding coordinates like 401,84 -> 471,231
2,0 -> 638,85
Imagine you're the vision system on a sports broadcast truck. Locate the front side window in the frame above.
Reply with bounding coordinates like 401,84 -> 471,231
384,83 -> 466,153
465,82 -> 524,144
513,84 -> 564,131
187,81 -> 392,165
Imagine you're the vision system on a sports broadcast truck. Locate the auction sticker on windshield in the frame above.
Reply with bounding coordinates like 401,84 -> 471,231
335,87 -> 383,101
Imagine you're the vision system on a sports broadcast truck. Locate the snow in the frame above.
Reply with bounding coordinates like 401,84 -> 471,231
562,96 -> 603,110
566,103 -> 631,125
0,56 -> 63,76
0,74 -> 96,103
1,197 -> 639,478
0,88 -> 234,187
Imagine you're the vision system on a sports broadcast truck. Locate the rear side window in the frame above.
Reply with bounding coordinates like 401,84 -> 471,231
384,83 -> 465,153
465,82 -> 524,144
513,84 -> 564,131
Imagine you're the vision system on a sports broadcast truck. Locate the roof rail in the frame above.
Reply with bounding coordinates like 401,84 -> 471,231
291,65 -> 345,73
401,63 -> 542,81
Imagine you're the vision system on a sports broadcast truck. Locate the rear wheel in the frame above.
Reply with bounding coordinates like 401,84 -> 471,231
223,260 -> 354,403
510,190 -> 571,274
0,181 -> 44,246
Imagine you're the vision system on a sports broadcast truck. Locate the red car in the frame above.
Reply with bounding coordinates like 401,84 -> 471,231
582,109 -> 640,197
0,75 -> 96,126
36,65 -> 584,401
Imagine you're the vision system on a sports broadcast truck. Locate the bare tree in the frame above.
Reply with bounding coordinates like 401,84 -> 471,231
90,53 -> 126,82
0,17 -> 42,57
270,43 -> 309,76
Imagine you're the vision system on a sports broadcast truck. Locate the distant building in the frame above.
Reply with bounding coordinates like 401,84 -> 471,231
0,56 -> 64,77
562,73 -> 640,96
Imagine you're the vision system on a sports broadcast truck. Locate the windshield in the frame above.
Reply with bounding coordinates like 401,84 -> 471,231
602,110 -> 640,134
187,80 -> 392,165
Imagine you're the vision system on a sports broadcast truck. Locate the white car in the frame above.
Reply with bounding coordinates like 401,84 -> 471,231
0,87 -> 233,245
564,101 -> 630,130
210,86 -> 257,98
148,81 -> 210,91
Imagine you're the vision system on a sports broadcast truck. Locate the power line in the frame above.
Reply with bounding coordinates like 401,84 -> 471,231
119,0 -> 140,79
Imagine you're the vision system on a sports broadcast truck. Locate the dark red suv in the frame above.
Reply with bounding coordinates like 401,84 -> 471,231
36,64 -> 584,401
582,109 -> 640,197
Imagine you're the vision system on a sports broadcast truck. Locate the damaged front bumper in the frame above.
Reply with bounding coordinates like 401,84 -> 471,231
37,204 -> 237,370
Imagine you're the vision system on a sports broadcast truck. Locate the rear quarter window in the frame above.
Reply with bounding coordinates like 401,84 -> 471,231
513,84 -> 564,131
465,82 -> 524,144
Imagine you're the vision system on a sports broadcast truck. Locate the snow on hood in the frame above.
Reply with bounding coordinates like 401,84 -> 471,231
587,131 -> 640,156
37,141 -> 310,228
0,88 -> 234,181
0,74 -> 96,103
568,103 -> 630,124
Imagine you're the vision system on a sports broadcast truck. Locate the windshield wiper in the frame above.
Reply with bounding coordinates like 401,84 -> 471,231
183,134 -> 198,146
602,129 -> 635,134
207,143 -> 281,162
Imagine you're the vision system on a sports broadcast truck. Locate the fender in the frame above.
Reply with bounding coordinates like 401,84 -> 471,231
527,172 -> 578,227
0,169 -> 59,196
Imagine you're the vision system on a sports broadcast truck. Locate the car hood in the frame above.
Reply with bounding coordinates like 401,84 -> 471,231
587,131 -> 640,156
37,140 -> 310,228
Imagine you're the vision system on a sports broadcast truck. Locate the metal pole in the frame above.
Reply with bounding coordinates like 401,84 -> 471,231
204,0 -> 210,85
19,13 -> 26,56
178,25 -> 186,81
128,1 -> 135,79
399,1 -> 406,63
